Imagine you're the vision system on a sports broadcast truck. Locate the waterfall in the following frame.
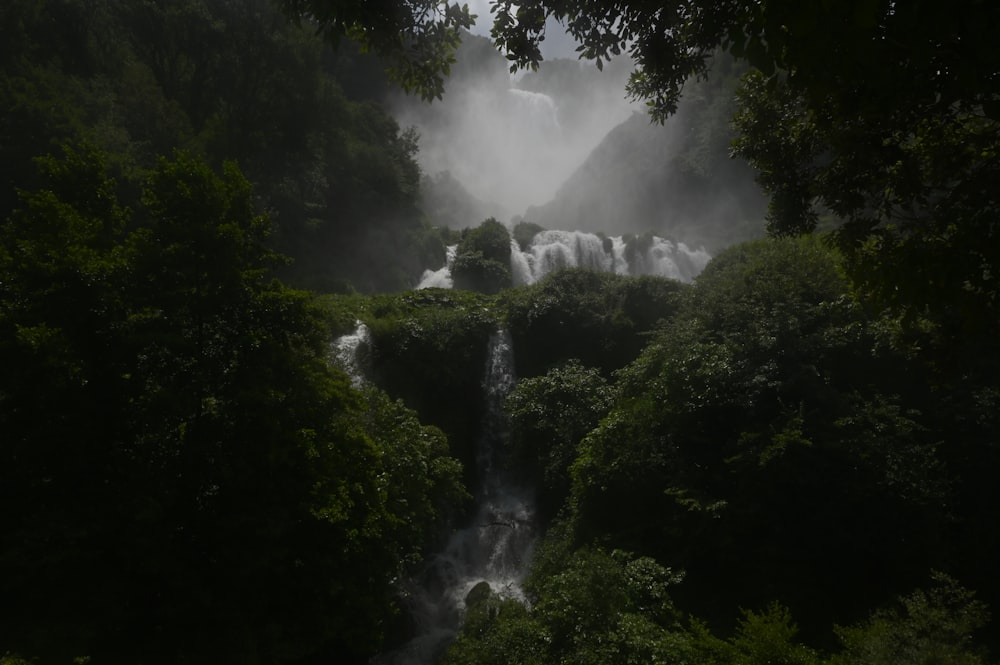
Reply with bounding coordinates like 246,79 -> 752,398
377,329 -> 536,665
506,88 -> 561,135
512,230 -> 616,285
331,320 -> 371,388
417,245 -> 458,290
430,230 -> 712,290
517,230 -> 711,283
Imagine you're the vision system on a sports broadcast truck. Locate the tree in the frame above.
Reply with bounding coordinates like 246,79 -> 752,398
451,217 -> 513,294
684,604 -> 820,665
505,359 -> 613,518
276,0 -> 474,101
830,573 -> 991,665
0,147 -> 465,664
289,0 -> 990,124
732,62 -> 1000,343
502,268 -> 686,377
0,146 -> 135,662
568,237 -> 951,640
441,547 -> 688,665
0,0 -> 446,294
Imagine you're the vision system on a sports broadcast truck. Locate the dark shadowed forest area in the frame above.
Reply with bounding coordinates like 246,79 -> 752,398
2,1 -> 999,664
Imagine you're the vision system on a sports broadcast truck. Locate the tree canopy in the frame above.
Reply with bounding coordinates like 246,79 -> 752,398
0,0 -> 449,294
289,1 -> 999,120
0,145 -> 466,664
277,0 -> 474,100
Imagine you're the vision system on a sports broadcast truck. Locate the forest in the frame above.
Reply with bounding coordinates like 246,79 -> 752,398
1,1 -> 998,664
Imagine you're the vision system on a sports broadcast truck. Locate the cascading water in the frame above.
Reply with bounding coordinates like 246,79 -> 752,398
511,229 -> 618,285
377,329 -> 536,665
515,230 -> 713,283
422,229 -> 712,290
331,320 -> 371,388
505,88 -> 561,136
416,245 -> 458,290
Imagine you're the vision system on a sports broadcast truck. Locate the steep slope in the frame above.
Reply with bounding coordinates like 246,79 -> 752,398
526,60 -> 768,252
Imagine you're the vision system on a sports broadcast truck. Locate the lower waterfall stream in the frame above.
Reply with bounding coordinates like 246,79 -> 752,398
375,328 -> 536,665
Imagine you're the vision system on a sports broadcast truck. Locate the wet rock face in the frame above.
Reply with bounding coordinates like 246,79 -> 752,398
465,581 -> 493,608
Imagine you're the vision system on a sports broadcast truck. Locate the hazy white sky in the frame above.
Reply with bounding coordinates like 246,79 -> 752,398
464,0 -> 580,60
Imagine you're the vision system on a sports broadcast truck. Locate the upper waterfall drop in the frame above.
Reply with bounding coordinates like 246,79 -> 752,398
506,88 -> 561,135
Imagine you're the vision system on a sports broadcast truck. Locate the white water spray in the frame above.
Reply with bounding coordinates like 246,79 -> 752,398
505,88 -> 561,136
330,320 -> 371,388
423,230 -> 712,290
416,245 -> 458,289
514,230 -> 711,283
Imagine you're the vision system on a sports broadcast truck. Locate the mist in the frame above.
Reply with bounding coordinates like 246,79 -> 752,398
392,28 -> 767,251
390,33 -> 640,223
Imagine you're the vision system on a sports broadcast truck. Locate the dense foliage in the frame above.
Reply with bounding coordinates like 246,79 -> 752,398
357,288 -> 499,487
277,0 -> 474,101
451,217 -> 514,294
440,553 -> 991,665
502,267 -> 685,376
436,237 -> 999,663
5,0 -> 999,663
505,359 -> 613,520
571,238 -> 947,636
308,235 -> 995,662
0,0 -> 446,294
0,148 -> 465,662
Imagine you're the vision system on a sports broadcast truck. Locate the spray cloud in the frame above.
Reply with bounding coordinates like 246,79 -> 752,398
391,32 -> 641,223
